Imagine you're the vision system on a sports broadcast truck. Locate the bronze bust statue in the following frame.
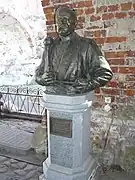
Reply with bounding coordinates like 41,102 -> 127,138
35,6 -> 113,95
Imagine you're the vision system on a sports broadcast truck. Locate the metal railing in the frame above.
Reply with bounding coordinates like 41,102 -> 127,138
0,86 -> 46,121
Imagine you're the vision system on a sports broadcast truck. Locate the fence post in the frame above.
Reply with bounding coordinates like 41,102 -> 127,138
7,87 -> 10,109
27,87 -> 29,113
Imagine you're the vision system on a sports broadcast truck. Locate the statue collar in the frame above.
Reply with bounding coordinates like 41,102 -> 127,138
58,32 -> 78,42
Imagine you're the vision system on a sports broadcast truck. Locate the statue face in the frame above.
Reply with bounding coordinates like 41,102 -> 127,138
55,10 -> 76,37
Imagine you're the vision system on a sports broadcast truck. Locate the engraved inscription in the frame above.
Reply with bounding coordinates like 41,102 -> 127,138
50,117 -> 72,138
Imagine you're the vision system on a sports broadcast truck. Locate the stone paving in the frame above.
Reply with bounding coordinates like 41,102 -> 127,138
100,171 -> 135,180
0,118 -> 43,179
0,156 -> 42,180
0,118 -> 135,180
0,155 -> 135,180
0,124 -> 32,155
0,118 -> 40,133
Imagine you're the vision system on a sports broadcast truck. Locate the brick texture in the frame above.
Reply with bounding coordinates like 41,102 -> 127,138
41,0 -> 135,103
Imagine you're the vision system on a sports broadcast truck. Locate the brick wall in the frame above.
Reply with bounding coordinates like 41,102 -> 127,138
41,0 -> 135,104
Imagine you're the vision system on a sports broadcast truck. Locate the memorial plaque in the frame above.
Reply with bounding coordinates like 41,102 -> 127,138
50,117 -> 72,138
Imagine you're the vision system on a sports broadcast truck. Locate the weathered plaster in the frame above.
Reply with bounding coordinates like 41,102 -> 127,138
0,0 -> 46,85
95,0 -> 133,7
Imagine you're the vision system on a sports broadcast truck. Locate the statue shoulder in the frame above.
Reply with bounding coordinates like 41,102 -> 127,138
80,36 -> 102,55
79,36 -> 96,47
89,38 -> 99,47
84,37 -> 98,45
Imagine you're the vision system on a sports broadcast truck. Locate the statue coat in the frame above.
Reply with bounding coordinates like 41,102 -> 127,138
35,32 -> 113,94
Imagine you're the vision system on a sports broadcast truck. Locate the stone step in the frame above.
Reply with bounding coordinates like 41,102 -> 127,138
0,124 -> 32,155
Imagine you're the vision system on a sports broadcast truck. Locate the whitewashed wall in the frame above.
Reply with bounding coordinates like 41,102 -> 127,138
0,0 -> 46,85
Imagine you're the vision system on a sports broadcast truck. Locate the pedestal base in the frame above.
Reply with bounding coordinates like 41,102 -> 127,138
40,92 -> 100,180
39,156 -> 100,180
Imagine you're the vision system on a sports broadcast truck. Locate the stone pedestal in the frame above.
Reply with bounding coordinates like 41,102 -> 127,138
40,92 -> 100,180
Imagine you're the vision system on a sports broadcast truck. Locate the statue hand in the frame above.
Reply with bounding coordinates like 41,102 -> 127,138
73,79 -> 89,92
41,72 -> 56,85
35,72 -> 55,86
75,79 -> 88,87
35,76 -> 47,86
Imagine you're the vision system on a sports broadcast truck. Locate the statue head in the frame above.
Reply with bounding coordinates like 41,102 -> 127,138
55,6 -> 77,37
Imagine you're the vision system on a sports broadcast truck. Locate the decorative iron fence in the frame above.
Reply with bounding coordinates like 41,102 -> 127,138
0,86 -> 46,121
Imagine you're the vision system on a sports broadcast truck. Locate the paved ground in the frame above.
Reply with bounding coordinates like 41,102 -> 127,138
0,155 -> 42,180
0,118 -> 39,133
0,157 -> 135,180
0,118 -> 43,179
0,124 -> 32,155
0,118 -> 135,180
100,172 -> 135,180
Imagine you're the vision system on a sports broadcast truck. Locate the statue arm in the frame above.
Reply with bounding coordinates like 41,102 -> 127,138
35,37 -> 55,86
35,50 -> 46,76
87,40 -> 113,90
35,50 -> 46,85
